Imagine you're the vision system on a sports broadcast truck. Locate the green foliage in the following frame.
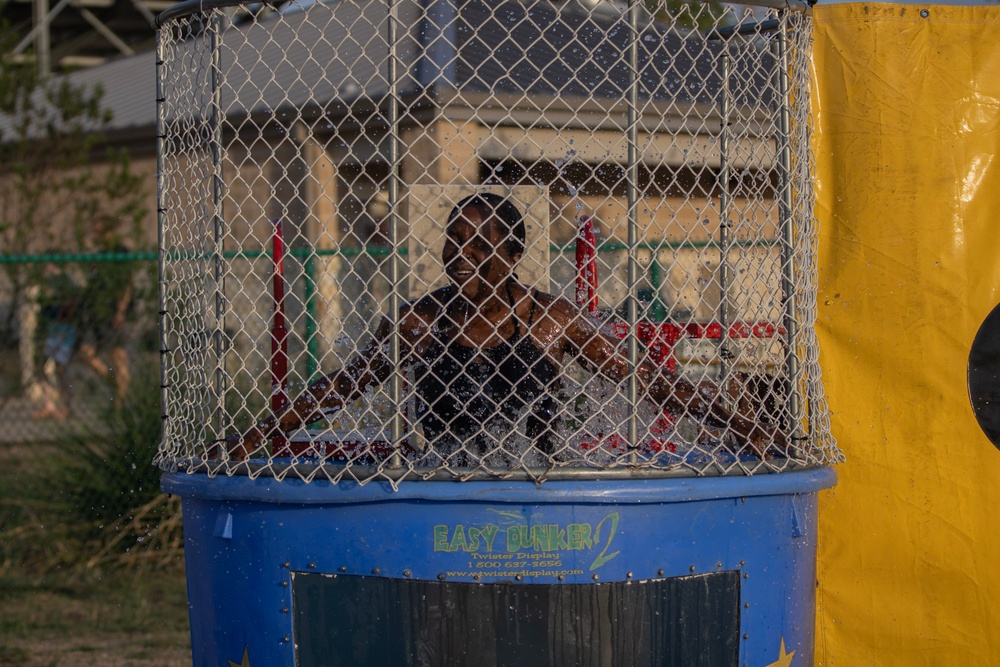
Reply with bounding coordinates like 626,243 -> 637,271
47,361 -> 163,529
0,21 -> 148,345
0,358 -> 178,574
644,0 -> 732,30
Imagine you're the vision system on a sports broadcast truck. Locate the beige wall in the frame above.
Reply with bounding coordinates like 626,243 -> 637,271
1,151 -> 158,397
151,115 -> 783,384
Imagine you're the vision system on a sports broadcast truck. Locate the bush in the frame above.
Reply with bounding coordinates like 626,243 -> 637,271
0,361 -> 182,574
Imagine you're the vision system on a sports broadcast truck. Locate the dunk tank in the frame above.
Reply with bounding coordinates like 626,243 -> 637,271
154,0 -> 841,664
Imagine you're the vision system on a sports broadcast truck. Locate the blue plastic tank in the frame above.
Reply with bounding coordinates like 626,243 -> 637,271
164,467 -> 835,667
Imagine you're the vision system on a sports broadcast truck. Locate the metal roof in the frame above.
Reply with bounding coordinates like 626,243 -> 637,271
65,49 -> 158,136
51,0 -> 775,140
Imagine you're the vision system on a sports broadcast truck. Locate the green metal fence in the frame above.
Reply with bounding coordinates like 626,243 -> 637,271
0,240 -> 769,441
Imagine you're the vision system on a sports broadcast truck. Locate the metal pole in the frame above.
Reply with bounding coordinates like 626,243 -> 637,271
14,0 -> 72,60
210,12 -> 228,444
79,8 -> 136,56
626,0 -> 641,462
304,255 -> 319,380
155,27 -> 169,455
649,257 -> 665,322
32,0 -> 51,76
774,18 -> 801,442
387,0 -> 404,467
717,49 -> 732,385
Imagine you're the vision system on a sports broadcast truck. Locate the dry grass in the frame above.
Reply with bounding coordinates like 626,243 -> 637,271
0,562 -> 191,667
0,350 -> 191,665
0,491 -> 190,667
0,452 -> 190,665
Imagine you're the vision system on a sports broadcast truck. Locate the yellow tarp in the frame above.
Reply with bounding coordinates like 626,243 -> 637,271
812,3 -> 1000,664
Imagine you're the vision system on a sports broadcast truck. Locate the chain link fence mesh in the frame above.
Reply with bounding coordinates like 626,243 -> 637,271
155,0 -> 841,484
0,255 -> 157,432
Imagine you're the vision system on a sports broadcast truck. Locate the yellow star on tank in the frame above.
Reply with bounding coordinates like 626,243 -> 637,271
228,647 -> 251,667
764,637 -> 795,667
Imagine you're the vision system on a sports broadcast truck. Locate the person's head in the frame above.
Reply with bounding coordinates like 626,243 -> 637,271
443,194 -> 526,300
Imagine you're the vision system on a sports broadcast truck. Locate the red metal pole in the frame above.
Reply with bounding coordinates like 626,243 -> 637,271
271,219 -> 289,449
575,215 -> 599,314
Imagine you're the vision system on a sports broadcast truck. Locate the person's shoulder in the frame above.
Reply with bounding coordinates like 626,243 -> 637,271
526,291 -> 596,340
426,285 -> 456,304
398,287 -> 451,326
409,287 -> 452,314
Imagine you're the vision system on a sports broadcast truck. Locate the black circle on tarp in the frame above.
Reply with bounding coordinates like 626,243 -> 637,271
969,302 -> 1000,449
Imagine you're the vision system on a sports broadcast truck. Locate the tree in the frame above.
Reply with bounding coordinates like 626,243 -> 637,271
0,23 -> 147,346
644,0 -> 732,30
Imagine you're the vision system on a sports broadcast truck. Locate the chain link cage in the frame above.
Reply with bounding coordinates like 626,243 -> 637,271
155,0 -> 841,485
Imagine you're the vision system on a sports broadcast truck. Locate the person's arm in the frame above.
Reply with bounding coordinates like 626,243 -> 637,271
560,305 -> 784,456
225,316 -> 397,460
638,363 -> 783,455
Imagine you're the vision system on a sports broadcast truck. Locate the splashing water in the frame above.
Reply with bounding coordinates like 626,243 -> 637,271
554,371 -> 686,466
304,367 -> 695,469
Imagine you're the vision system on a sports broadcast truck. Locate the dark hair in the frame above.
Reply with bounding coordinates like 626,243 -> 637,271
448,193 -> 526,258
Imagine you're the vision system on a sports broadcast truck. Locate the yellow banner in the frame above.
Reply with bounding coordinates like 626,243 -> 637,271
813,3 -> 1000,664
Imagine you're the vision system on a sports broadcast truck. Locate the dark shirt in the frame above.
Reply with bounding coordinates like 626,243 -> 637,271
413,285 -> 560,461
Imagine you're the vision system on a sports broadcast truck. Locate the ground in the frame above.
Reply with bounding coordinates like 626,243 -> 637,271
0,566 -> 191,666
1,344 -> 189,666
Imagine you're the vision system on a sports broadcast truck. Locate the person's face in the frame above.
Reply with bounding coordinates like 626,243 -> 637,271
442,205 -> 519,301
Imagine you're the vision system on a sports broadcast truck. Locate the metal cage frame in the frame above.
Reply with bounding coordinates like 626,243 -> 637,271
154,0 -> 840,484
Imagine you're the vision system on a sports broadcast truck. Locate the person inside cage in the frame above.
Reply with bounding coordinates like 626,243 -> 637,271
227,193 -> 784,462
